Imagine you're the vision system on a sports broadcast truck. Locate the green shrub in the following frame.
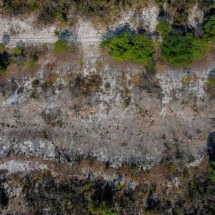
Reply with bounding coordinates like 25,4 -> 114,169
102,33 -> 154,63
12,47 -> 23,56
192,38 -> 211,59
161,33 -> 194,66
156,20 -> 171,37
102,33 -> 131,62
131,34 -> 154,63
161,33 -> 212,66
54,40 -> 73,55
204,15 -> 215,40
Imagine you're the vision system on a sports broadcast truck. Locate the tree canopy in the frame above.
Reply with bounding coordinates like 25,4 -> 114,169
160,32 -> 212,66
101,33 -> 154,63
204,15 -> 215,40
161,33 -> 194,66
156,20 -> 171,37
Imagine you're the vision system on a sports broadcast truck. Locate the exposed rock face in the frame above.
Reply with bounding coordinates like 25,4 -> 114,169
141,5 -> 159,32
188,4 -> 204,28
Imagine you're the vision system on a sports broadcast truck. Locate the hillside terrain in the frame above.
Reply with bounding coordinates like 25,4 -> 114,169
0,0 -> 215,214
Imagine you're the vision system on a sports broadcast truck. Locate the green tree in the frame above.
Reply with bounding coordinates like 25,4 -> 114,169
161,33 -> 194,66
156,20 -> 171,37
102,33 -> 153,63
102,33 -> 131,62
204,15 -> 215,40
130,34 -> 154,63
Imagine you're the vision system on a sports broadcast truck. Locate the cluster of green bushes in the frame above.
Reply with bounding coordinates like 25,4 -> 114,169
161,33 -> 210,66
102,13 -> 215,67
159,14 -> 215,66
0,43 -> 47,74
101,32 -> 211,67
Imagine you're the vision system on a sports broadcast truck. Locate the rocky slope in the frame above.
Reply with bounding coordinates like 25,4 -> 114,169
0,4 -> 214,170
0,2 -> 214,214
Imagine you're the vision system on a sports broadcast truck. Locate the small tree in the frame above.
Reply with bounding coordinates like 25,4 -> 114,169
156,20 -> 171,37
101,33 -> 154,63
161,33 -> 194,66
12,47 -> 23,56
102,33 -> 131,62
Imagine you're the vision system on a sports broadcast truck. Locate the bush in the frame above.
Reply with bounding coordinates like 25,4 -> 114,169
161,32 -> 212,66
204,15 -> 215,40
192,38 -> 211,59
12,47 -> 23,56
161,33 -> 194,66
131,34 -> 154,63
54,40 -> 73,55
102,33 -> 154,63
156,20 -> 171,37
